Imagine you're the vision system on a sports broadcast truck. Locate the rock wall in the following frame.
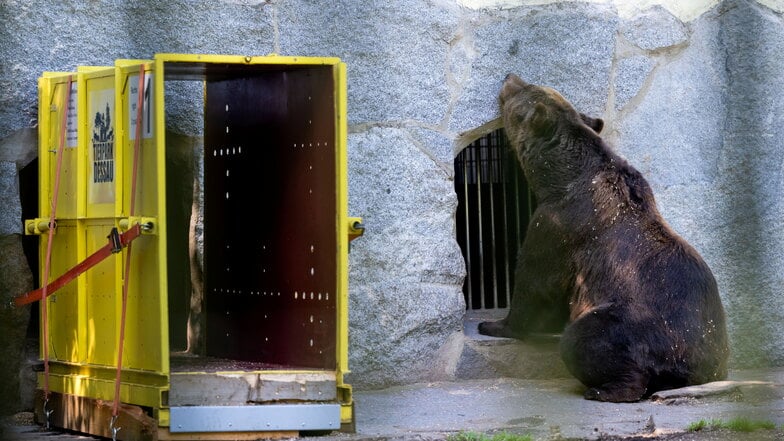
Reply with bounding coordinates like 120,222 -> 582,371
0,131 -> 35,414
610,0 -> 784,368
0,1 -> 782,405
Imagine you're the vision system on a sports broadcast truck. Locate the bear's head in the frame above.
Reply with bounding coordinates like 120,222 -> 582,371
500,74 -> 603,156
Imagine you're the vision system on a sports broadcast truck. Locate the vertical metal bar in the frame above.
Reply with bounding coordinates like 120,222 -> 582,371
457,129 -> 534,311
461,149 -> 473,310
475,142 -> 486,310
486,137 -> 499,309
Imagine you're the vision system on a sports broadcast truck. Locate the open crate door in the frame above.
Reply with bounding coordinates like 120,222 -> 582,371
157,54 -> 355,435
114,59 -> 169,378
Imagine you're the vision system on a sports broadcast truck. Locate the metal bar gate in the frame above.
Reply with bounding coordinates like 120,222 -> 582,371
454,129 -> 535,310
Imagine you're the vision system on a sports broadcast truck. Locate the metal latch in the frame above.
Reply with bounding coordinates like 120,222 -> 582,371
25,218 -> 56,235
119,216 -> 157,235
348,217 -> 364,242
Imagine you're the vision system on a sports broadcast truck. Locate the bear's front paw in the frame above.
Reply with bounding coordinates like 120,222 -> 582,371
478,320 -> 512,337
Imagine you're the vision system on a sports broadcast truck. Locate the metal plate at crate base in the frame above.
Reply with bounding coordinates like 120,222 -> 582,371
169,403 -> 341,432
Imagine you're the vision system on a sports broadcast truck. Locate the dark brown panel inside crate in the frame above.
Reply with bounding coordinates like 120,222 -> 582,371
203,66 -> 336,369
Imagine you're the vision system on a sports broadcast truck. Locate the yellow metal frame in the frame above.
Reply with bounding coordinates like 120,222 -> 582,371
152,53 -> 354,427
33,53 -> 355,431
36,61 -> 170,416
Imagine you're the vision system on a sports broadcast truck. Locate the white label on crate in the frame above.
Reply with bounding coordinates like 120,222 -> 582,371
89,88 -> 115,204
66,82 -> 78,148
128,72 -> 154,140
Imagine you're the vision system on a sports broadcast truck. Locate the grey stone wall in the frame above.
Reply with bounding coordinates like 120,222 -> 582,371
610,0 -> 784,369
0,131 -> 34,414
0,0 -> 782,405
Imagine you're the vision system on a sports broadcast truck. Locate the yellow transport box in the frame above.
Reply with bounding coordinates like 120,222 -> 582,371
29,54 -> 360,440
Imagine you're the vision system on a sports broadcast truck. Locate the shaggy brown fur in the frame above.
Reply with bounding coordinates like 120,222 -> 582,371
478,74 -> 729,402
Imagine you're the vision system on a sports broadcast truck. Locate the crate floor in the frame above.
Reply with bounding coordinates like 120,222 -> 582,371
169,352 -> 314,373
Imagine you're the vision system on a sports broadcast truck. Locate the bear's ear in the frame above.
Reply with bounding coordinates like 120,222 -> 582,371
528,103 -> 556,137
580,113 -> 604,134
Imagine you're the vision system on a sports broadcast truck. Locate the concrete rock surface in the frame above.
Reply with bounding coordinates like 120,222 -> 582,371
449,2 -> 618,135
0,235 -> 33,416
347,127 -> 465,388
0,162 -> 22,236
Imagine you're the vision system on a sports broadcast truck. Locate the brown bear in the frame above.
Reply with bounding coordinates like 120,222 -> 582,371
478,74 -> 729,402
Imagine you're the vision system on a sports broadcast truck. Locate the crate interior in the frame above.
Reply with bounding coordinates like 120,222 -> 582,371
165,61 -> 338,375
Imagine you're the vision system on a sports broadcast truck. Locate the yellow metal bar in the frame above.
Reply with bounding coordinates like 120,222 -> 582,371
334,61 -> 354,427
154,52 -> 341,66
36,75 -> 50,360
75,71 -> 87,221
36,75 -> 49,220
40,71 -> 73,78
75,70 -> 88,365
77,66 -> 114,73
335,61 -> 350,380
153,59 -> 171,376
41,363 -> 167,410
170,369 -> 337,377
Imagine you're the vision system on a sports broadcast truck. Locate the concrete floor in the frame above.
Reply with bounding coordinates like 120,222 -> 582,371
3,314 -> 782,440
3,368 -> 782,441
349,368 -> 783,440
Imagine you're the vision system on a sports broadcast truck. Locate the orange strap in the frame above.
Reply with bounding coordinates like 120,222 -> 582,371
112,65 -> 146,421
13,225 -> 143,307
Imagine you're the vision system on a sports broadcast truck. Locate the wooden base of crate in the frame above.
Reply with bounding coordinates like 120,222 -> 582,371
34,390 -> 302,441
34,390 -> 158,441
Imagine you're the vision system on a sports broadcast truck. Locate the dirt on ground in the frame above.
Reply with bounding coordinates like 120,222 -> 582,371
594,428 -> 784,441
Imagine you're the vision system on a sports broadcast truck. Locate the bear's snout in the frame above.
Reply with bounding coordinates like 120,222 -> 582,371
500,74 -> 527,105
504,73 -> 526,86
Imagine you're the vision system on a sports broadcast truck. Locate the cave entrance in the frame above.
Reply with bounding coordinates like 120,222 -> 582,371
454,128 -> 535,311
